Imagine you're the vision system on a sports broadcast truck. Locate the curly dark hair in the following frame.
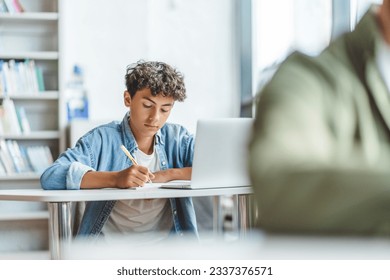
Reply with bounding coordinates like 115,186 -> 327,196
125,60 -> 186,101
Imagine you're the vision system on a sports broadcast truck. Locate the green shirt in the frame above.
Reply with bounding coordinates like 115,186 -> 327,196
249,8 -> 390,236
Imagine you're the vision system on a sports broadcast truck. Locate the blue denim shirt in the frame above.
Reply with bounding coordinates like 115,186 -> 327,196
40,112 -> 198,238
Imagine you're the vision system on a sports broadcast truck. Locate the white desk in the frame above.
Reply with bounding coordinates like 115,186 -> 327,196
0,186 -> 253,259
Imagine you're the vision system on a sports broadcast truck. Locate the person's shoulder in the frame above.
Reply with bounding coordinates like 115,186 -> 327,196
280,50 -> 331,73
258,50 -> 336,105
274,42 -> 349,86
266,51 -> 324,88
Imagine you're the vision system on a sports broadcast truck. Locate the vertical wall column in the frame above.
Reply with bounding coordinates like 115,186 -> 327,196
238,0 -> 253,117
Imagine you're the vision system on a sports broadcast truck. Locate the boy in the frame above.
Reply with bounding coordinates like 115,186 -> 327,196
41,61 -> 197,241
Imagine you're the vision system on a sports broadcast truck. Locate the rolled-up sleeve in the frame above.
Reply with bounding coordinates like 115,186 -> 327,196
66,162 -> 95,190
41,135 -> 96,190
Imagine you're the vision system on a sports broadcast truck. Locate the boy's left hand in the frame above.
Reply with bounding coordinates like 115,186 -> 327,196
151,167 -> 192,183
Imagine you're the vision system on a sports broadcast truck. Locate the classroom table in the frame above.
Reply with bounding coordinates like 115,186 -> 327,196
0,186 -> 253,259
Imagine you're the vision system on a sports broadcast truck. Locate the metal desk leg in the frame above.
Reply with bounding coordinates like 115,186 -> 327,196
212,196 -> 223,236
48,202 -> 72,260
236,194 -> 251,237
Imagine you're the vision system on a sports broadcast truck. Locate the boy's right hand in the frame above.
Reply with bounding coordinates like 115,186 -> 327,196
116,165 -> 155,188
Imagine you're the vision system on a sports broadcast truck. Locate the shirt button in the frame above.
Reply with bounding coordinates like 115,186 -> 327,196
173,210 -> 177,215
162,161 -> 166,166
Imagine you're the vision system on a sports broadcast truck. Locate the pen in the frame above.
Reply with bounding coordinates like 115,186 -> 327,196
120,145 -> 152,183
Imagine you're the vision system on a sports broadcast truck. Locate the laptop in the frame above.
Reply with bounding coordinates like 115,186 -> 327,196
161,118 -> 254,189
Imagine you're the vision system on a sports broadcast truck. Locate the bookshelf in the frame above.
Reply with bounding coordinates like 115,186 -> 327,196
0,0 -> 61,255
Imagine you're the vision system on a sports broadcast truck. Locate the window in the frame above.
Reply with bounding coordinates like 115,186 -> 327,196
242,0 -> 383,116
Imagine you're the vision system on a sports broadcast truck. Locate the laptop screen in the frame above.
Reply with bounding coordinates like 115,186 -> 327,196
190,118 -> 254,188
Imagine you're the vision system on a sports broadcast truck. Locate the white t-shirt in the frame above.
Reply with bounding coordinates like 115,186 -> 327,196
102,146 -> 173,244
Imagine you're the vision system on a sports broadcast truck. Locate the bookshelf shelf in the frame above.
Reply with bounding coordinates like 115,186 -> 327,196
0,91 -> 59,100
1,130 -> 60,140
0,51 -> 59,60
0,210 -> 49,221
0,250 -> 49,260
0,12 -> 58,21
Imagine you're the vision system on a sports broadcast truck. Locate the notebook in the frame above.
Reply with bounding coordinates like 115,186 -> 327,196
160,118 -> 254,189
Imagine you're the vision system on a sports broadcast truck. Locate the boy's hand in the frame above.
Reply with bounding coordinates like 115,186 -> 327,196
151,167 -> 192,183
116,165 -> 155,188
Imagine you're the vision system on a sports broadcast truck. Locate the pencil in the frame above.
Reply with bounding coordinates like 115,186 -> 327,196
120,145 -> 137,165
120,145 -> 152,183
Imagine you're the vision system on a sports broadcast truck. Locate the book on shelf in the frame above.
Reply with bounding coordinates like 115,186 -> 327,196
0,99 -> 32,135
6,139 -> 30,173
0,61 -> 5,94
35,66 -> 45,91
0,106 -> 4,135
0,155 -> 6,175
3,0 -> 14,13
4,139 -> 19,172
0,64 -> 4,94
18,145 -> 33,172
27,60 -> 39,93
14,60 -> 27,93
7,59 -> 18,93
1,0 -> 23,14
25,145 -> 54,174
0,0 -> 8,13
11,0 -> 24,13
1,97 -> 21,135
15,106 -> 31,134
0,150 -> 13,174
0,139 -> 15,174
0,60 -> 13,95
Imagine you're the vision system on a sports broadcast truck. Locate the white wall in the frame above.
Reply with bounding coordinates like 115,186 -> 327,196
60,0 -> 239,133
59,0 -> 148,126
146,0 -> 239,132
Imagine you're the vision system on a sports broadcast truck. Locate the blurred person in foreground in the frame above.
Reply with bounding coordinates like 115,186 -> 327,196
249,1 -> 390,235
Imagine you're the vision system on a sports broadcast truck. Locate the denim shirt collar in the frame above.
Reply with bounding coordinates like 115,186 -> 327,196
121,111 -> 165,154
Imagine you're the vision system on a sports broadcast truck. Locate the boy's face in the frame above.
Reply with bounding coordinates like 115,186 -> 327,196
124,88 -> 174,138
